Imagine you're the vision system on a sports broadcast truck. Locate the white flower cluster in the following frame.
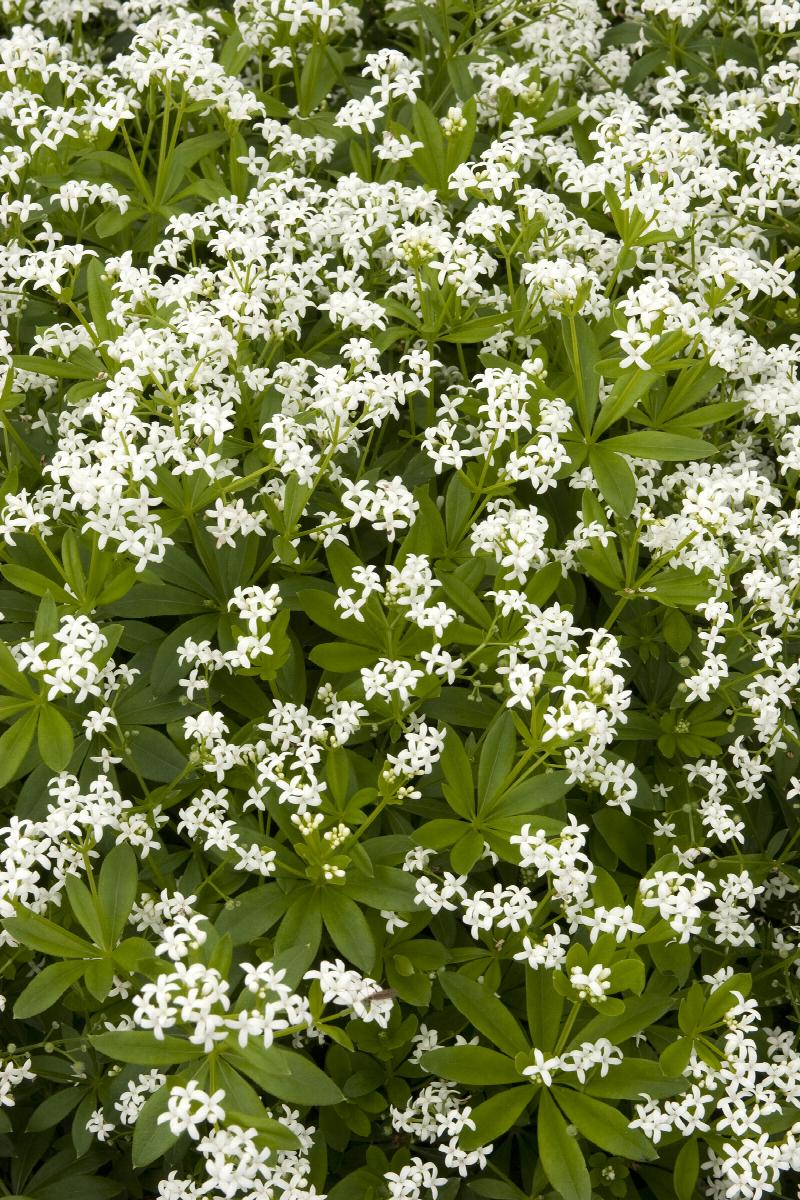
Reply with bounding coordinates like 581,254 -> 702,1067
153,1093 -> 318,1200
1,772 -> 164,928
522,1037 -> 623,1085
391,1081 -> 493,1178
632,992 -> 800,1200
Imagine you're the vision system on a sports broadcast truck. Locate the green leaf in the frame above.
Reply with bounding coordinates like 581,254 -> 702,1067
309,642 -> 379,672
225,1109 -> 303,1150
553,1086 -> 657,1160
424,688 -> 499,728
662,608 -> 693,653
98,843 -> 138,945
445,473 -> 473,546
262,1054 -> 343,1110
438,571 -> 492,628
411,99 -> 447,190
326,745 -> 351,804
14,960 -> 87,1018
646,568 -> 712,610
34,592 -> 59,641
537,1089 -> 591,1200
447,56 -> 476,100
609,956 -> 646,995
90,1032 -> 205,1065
667,399 -> 743,430
108,584 -> 208,617
86,259 -> 114,341
0,698 -> 33,722
161,131 -> 228,200
59,529 -> 85,599
345,864 -> 418,911
484,771 -> 569,819
594,808 -> 649,871
71,1090 -> 97,1157
151,615 -> 217,695
700,973 -> 751,1029
90,564 -> 135,607
12,353 -> 93,380
0,640 -> 33,696
127,726 -> 187,781
460,1086 -> 532,1151
439,726 -> 475,818
5,912 -> 96,959
84,956 -> 114,1001
65,875 -> 105,947
536,103 -> 579,134
450,829 -> 485,874
577,544 -> 625,591
573,994 -> 673,1048
526,970 -> 564,1053
322,889 -> 376,974
215,885 -> 287,944
226,1044 -> 345,1106
274,891 -> 322,983
0,364 -> 20,413
478,711 -> 516,809
298,589 -> 381,648
674,1137 -> 700,1200
593,368 -> 659,438
131,1083 -> 180,1167
441,314 -> 508,343
421,1045 -> 520,1085
589,446 -> 636,518
222,1039 -> 289,1085
213,1057 -> 278,1121
112,936 -> 154,973
659,361 -> 724,422
584,1058 -> 682,1100
563,315 -> 599,434
439,971 -> 529,1056
27,1086 -> 88,1132
297,42 -> 342,115
678,982 -> 705,1036
0,709 -> 38,787
601,431 -> 715,461
660,1037 -> 693,1076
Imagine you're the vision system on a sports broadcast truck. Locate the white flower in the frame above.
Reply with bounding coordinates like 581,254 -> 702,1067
157,1082 -> 226,1139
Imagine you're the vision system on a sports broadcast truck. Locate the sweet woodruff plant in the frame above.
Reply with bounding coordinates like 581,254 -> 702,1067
0,0 -> 799,1198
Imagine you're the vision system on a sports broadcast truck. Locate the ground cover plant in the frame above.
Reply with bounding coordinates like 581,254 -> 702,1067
1,0 -> 800,1197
